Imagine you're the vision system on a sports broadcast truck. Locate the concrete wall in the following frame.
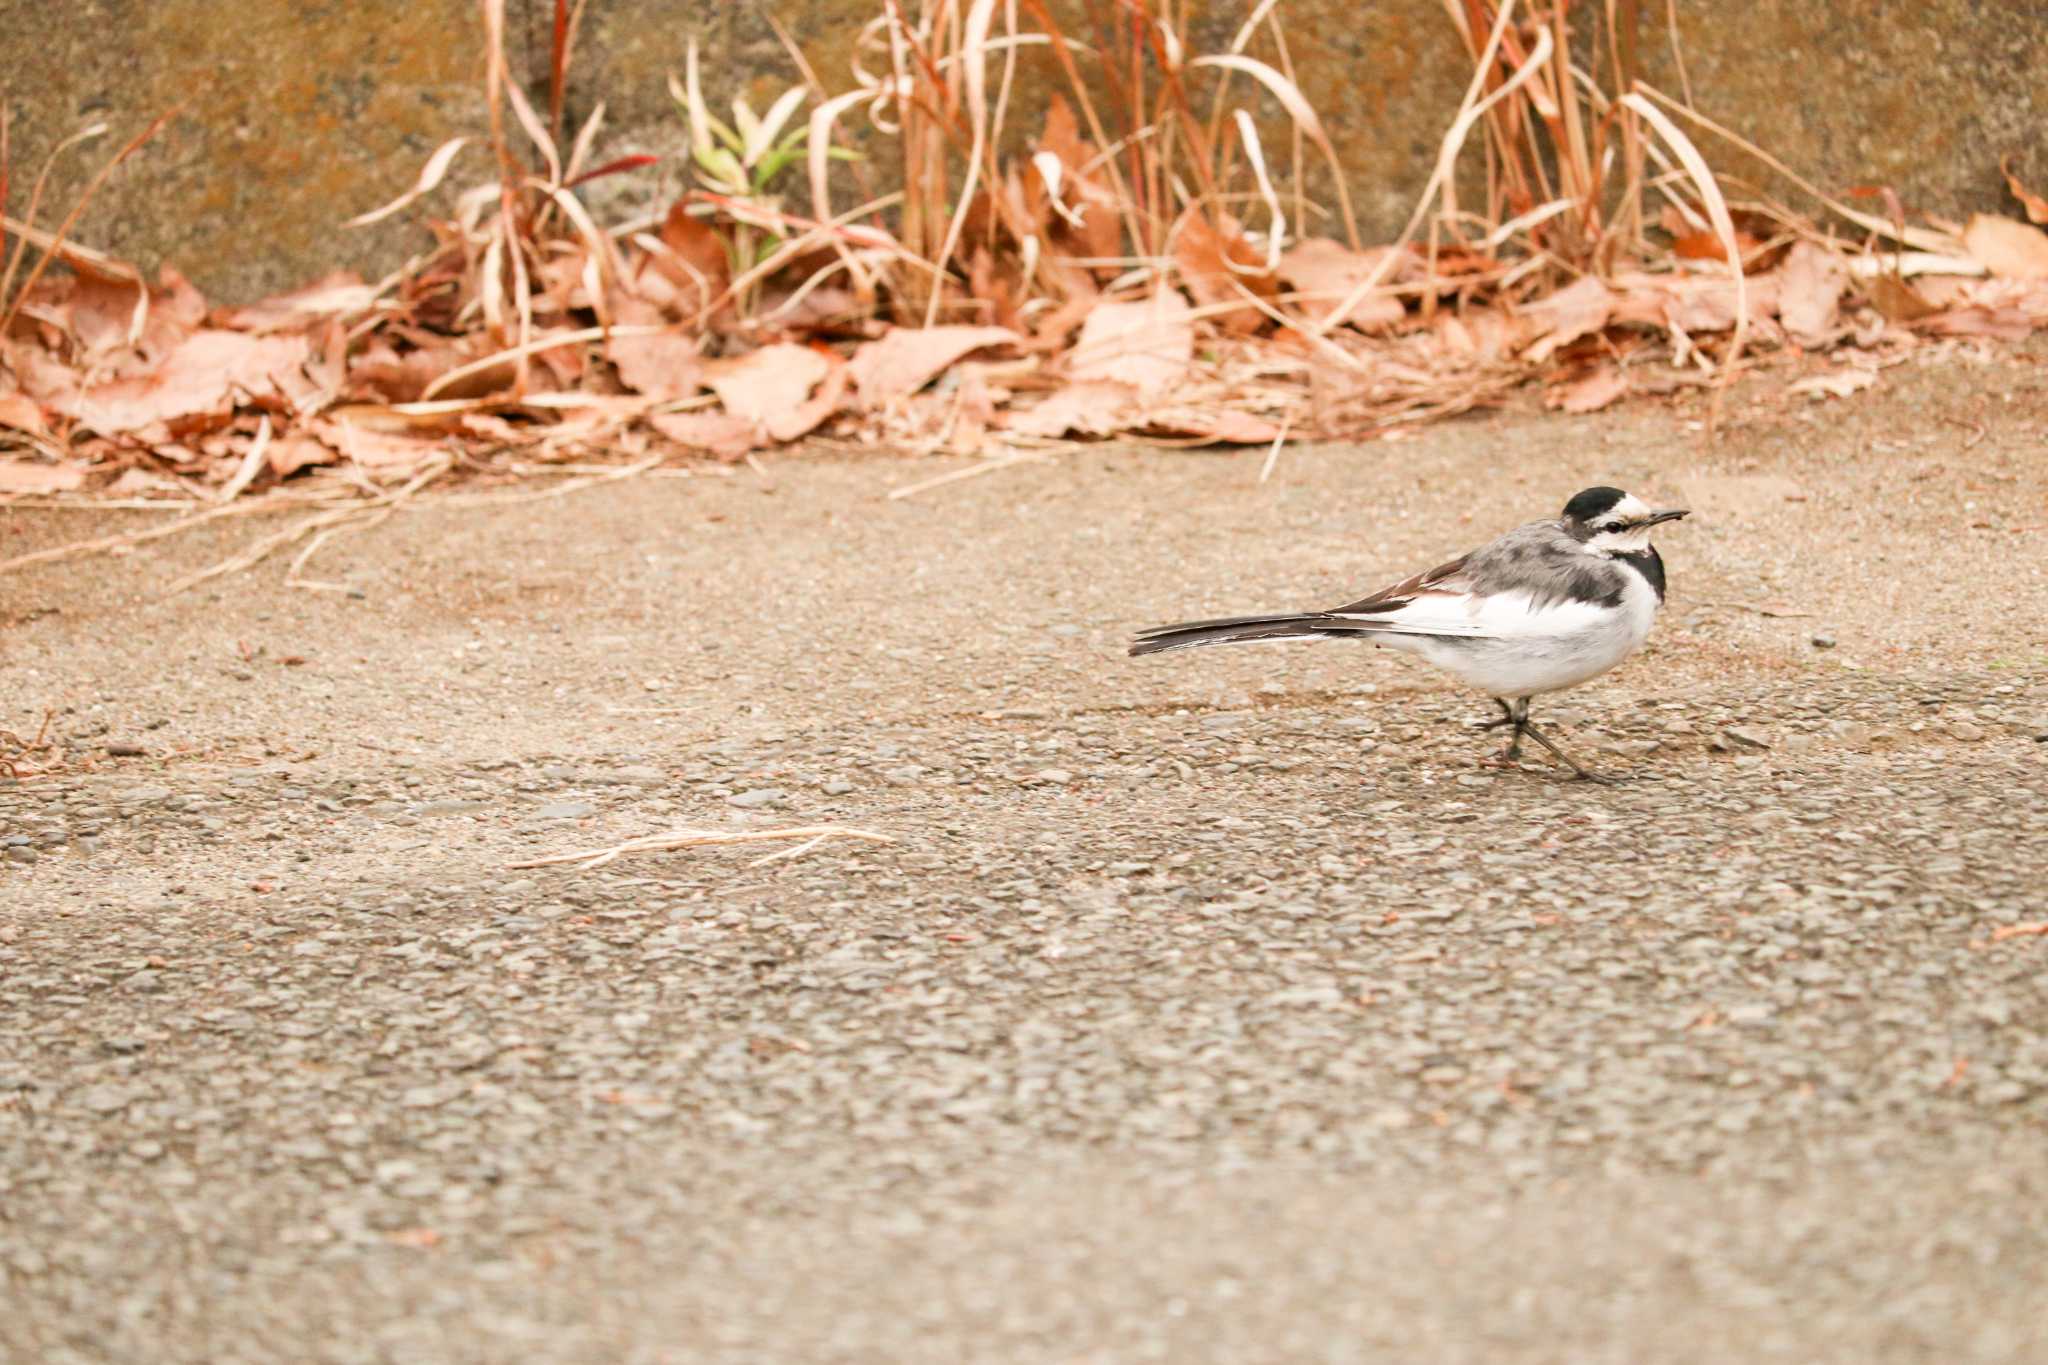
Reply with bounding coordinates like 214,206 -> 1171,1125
6,0 -> 2044,303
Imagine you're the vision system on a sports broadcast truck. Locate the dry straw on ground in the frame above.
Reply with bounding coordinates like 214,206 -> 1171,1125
5,0 -> 2048,556
508,824 -> 898,872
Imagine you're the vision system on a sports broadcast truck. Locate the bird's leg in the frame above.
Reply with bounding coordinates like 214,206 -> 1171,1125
1478,698 -> 1517,732
1501,697 -> 1529,762
1517,711 -> 1614,784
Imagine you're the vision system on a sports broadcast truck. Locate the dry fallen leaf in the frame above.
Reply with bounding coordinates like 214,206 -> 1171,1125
849,325 -> 1019,405
1037,95 -> 1122,265
1276,239 -> 1409,329
1917,306 -> 2039,341
71,330 -> 313,435
1432,307 -> 1530,363
1172,210 -> 1276,336
2001,155 -> 2048,226
348,341 -> 462,403
1961,214 -> 2048,279
1786,368 -> 1877,400
647,199 -> 732,320
1548,365 -> 1630,414
311,418 -> 446,475
605,298 -> 702,402
1864,274 -> 1938,324
1517,277 -> 1614,364
1140,406 -> 1283,444
0,460 -> 87,494
57,274 -> 154,365
212,271 -> 376,334
767,359 -> 849,443
1617,271 -> 1783,335
648,411 -> 759,460
1776,242 -> 1849,348
0,393 -> 47,436
102,467 -> 185,499
265,434 -> 336,480
1672,229 -> 1767,265
704,343 -> 830,425
1002,379 -> 1137,439
1069,290 -> 1194,399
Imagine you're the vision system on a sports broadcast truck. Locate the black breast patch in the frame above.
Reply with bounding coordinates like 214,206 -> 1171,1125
1615,548 -> 1667,602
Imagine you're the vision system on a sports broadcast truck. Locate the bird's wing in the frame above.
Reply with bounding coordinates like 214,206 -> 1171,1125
1323,529 -> 1620,640
1332,553 -> 1473,616
1328,586 -> 1616,640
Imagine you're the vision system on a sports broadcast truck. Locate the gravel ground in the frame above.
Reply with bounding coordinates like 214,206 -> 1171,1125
3,348 -> 2047,1362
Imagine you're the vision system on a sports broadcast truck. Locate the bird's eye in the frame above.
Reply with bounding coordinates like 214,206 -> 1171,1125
1603,521 -> 1628,534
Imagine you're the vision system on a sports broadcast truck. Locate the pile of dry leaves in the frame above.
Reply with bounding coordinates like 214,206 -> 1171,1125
7,187 -> 2046,512
7,0 -> 2048,512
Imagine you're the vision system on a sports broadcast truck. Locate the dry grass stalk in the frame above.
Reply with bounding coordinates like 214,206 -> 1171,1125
508,824 -> 897,871
0,488 -> 354,576
886,447 -> 1051,500
164,455 -> 451,596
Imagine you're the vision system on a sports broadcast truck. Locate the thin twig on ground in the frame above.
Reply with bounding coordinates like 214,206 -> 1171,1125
0,707 -> 59,779
508,824 -> 896,872
887,449 -> 1051,501
0,490 -> 354,577
166,457 -> 451,596
1257,419 -> 1291,484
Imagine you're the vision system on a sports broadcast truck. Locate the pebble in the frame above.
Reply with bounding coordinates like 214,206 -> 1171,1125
821,779 -> 855,796
1811,631 -> 1837,649
728,788 -> 787,808
75,1085 -> 133,1115
415,799 -> 489,816
532,801 -> 597,821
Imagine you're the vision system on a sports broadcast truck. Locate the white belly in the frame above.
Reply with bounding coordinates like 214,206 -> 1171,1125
1378,576 -> 1661,699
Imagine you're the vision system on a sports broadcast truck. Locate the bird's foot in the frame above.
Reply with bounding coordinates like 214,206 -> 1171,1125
1519,721 -> 1615,783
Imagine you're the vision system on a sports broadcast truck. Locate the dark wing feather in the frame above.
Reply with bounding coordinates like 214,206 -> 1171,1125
1330,554 -> 1471,615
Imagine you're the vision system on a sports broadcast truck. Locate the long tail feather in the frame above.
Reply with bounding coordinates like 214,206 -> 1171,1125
1129,610 -> 1486,656
1129,613 -> 1372,656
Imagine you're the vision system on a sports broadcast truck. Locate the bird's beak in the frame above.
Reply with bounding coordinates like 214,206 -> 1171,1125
1645,508 -> 1689,527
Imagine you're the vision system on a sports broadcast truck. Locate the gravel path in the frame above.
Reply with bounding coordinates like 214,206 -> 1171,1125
4,351 -> 2046,1362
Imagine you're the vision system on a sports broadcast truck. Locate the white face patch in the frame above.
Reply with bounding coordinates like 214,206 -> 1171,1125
1581,493 -> 1658,556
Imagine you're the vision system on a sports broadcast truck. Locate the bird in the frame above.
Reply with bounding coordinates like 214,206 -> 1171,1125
1129,486 -> 1689,781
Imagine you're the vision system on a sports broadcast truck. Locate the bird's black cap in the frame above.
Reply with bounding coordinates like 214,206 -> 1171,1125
1561,486 -> 1627,523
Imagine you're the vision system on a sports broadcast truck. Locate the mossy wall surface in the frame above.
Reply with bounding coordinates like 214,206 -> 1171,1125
6,0 -> 2043,302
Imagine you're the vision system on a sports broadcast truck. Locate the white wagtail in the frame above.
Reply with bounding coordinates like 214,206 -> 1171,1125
1130,487 -> 1689,781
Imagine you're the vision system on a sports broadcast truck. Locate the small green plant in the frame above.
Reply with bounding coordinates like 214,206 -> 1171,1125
675,40 -> 811,203
670,40 -> 857,318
